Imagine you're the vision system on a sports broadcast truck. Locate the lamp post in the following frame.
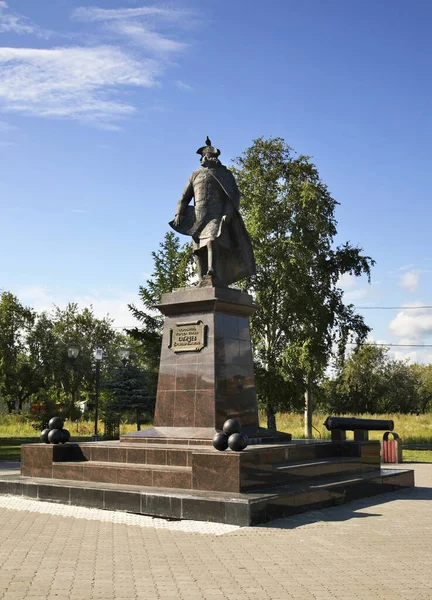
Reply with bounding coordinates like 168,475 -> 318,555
119,348 -> 142,431
67,344 -> 80,360
119,346 -> 130,367
93,347 -> 103,441
67,344 -> 80,413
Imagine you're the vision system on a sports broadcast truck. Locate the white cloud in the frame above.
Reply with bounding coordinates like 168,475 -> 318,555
0,46 -> 160,124
391,348 -> 432,364
344,288 -> 369,301
389,302 -> 432,344
0,1 -> 50,37
175,80 -> 193,92
337,272 -> 377,303
0,4 -> 194,127
338,273 -> 355,289
72,7 -> 185,22
367,336 -> 389,346
399,270 -> 419,293
392,350 -> 420,363
72,5 -> 188,56
18,285 -> 140,330
106,20 -> 187,54
0,119 -> 14,130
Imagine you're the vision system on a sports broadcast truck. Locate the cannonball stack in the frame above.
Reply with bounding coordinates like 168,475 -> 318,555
212,419 -> 248,452
40,417 -> 71,445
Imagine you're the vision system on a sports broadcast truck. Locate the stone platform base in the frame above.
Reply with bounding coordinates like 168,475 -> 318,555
120,426 -> 292,445
0,468 -> 414,526
11,438 -> 415,525
20,439 -> 384,493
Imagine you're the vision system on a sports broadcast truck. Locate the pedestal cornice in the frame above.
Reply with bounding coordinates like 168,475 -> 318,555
155,286 -> 257,317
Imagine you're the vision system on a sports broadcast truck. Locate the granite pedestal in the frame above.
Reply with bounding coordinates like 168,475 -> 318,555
123,286 -> 291,445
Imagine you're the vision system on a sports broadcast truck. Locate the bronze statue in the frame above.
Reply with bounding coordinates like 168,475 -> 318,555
170,138 -> 256,286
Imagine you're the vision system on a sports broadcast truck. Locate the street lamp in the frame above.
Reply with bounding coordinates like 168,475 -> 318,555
67,344 -> 80,414
67,344 -> 80,359
119,346 -> 130,367
93,347 -> 103,441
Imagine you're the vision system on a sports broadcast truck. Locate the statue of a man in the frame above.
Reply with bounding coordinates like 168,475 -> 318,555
170,138 -> 256,286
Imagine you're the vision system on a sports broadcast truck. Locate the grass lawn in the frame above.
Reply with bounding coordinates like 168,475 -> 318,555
0,437 -> 37,460
402,450 -> 432,463
272,411 -> 432,444
0,436 -> 94,461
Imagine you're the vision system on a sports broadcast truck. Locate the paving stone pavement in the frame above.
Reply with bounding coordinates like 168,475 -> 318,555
0,463 -> 430,600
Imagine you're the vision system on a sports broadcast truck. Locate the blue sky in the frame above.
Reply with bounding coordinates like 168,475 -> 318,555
1,0 -> 432,362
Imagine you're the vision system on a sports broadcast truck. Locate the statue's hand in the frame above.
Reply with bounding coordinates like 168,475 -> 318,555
173,214 -> 182,226
222,214 -> 232,224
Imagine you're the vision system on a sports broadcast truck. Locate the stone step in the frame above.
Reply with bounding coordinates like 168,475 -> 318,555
240,457 -> 377,491
240,440 -> 380,471
0,468 -> 414,526
251,468 -> 415,524
46,440 -> 377,472
274,457 -> 373,479
60,441 -> 345,469
52,461 -> 192,489
69,443 -> 196,467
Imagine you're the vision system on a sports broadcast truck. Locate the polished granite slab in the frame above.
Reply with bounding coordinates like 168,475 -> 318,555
152,286 -> 261,434
120,425 -> 292,445
21,439 -> 382,493
0,468 -> 415,526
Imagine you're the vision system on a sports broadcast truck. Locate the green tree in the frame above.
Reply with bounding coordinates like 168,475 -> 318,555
381,359 -> 418,413
104,362 -> 154,429
321,344 -> 419,414
127,232 -> 194,396
326,345 -> 389,413
49,303 -> 121,416
232,137 -> 374,430
0,292 -> 37,413
408,363 -> 432,414
27,312 -> 59,395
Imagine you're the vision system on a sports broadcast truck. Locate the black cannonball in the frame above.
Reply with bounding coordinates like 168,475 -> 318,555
228,432 -> 248,452
48,428 -> 63,445
212,432 -> 229,451
61,429 -> 70,443
48,416 -> 64,430
40,428 -> 50,444
223,419 -> 241,436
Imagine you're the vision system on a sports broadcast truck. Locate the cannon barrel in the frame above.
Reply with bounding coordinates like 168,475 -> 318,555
324,416 -> 394,432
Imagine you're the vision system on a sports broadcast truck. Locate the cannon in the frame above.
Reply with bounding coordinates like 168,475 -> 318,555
323,416 -> 394,441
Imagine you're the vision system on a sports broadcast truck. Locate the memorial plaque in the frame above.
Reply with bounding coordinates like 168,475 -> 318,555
169,320 -> 206,352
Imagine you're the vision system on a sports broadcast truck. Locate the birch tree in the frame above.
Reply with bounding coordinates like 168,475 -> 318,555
232,137 -> 374,431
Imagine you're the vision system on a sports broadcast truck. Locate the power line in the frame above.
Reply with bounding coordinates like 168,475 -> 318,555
347,343 -> 432,348
354,305 -> 432,310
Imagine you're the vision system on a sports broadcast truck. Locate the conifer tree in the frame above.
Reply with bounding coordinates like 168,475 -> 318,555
127,232 -> 194,395
104,362 -> 154,429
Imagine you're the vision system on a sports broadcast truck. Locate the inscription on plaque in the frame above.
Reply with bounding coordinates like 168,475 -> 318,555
169,320 -> 206,353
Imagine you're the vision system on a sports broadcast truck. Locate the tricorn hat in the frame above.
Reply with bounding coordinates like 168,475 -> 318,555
196,136 -> 221,157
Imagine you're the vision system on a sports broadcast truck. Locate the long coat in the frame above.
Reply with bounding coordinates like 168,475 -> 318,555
170,165 -> 256,286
